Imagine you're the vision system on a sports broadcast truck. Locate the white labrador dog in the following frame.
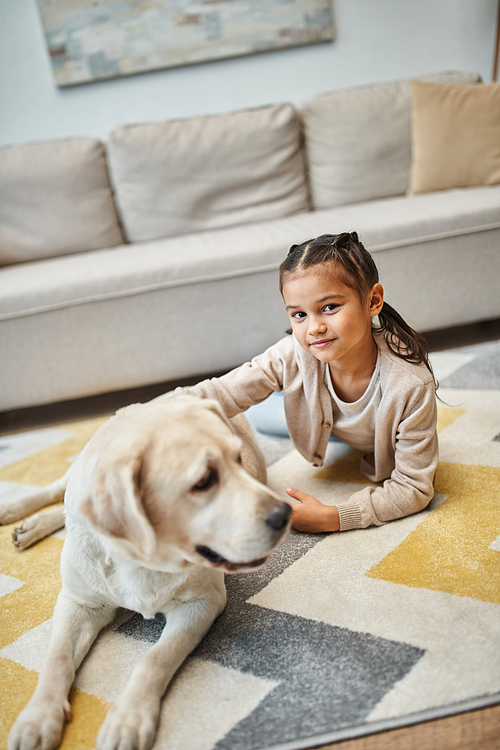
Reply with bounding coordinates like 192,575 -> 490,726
7,396 -> 291,750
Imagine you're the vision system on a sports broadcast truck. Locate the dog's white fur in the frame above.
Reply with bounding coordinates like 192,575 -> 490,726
7,397 -> 290,750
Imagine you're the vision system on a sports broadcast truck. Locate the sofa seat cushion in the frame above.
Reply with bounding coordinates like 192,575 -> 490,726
0,138 -> 124,266
107,103 -> 310,244
1,185 -> 500,322
301,71 -> 481,210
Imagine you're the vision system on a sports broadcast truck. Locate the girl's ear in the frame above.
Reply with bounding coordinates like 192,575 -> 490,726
368,283 -> 384,316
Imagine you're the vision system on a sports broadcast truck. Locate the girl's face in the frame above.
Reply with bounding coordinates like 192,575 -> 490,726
282,264 -> 384,369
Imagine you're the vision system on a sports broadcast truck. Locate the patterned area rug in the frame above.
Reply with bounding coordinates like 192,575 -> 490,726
1,340 -> 500,750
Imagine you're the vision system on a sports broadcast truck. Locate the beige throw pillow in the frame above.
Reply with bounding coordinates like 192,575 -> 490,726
301,71 -> 480,209
409,80 -> 500,195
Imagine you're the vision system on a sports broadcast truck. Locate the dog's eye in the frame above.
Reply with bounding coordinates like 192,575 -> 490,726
237,454 -> 243,465
191,468 -> 218,493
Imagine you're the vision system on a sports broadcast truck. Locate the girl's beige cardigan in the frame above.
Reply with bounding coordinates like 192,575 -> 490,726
167,331 -> 438,531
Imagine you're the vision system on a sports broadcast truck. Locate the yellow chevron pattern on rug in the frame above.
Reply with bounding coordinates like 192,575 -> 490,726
0,417 -> 110,749
363,389 -> 500,605
0,416 -> 108,487
0,526 -> 62,650
0,658 -> 110,750
311,395 -> 500,605
366,462 -> 500,603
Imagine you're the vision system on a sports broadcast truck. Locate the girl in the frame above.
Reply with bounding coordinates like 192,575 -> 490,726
167,232 -> 438,533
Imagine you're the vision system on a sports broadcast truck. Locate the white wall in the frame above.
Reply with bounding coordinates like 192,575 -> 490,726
0,0 -> 497,146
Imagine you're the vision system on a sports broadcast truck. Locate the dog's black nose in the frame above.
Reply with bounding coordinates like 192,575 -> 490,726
265,502 -> 291,532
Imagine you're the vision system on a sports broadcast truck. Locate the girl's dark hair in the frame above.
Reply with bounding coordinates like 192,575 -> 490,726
279,232 -> 436,383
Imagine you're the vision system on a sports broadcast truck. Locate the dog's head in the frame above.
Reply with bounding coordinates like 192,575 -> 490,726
79,397 -> 291,573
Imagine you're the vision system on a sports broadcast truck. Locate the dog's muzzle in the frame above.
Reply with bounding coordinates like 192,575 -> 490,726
195,500 -> 291,572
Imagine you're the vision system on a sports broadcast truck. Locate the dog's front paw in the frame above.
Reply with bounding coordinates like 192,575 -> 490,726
8,698 -> 71,750
96,697 -> 160,750
12,517 -> 44,550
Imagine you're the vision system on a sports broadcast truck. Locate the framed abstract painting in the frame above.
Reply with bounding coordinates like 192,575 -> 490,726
36,0 -> 335,87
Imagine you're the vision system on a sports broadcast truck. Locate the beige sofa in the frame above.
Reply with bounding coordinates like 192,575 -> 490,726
1,70 -> 499,412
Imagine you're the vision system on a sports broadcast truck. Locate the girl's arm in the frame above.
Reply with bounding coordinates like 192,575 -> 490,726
154,337 -> 291,417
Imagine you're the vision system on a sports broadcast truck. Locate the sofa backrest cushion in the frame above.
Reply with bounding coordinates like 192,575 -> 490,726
0,138 -> 124,266
301,71 -> 481,210
107,103 -> 310,243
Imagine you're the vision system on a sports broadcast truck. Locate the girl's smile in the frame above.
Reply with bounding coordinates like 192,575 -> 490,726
310,338 -> 335,348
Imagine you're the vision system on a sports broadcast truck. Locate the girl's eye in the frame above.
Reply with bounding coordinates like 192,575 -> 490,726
324,304 -> 338,312
292,311 -> 306,320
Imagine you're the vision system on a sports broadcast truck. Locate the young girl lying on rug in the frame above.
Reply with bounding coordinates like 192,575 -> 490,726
163,232 -> 439,533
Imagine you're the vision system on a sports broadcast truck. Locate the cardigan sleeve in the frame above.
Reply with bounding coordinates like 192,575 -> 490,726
154,338 -> 290,418
337,380 -> 439,530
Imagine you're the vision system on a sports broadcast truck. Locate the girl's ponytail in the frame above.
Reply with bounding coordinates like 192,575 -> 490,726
376,302 -> 436,384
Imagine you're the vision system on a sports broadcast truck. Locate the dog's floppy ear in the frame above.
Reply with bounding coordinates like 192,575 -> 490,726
80,447 -> 156,558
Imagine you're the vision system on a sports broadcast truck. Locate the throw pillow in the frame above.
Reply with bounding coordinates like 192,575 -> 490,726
301,71 -> 480,209
409,80 -> 500,195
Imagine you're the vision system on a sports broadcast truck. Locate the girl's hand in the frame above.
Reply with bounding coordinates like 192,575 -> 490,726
286,488 -> 340,533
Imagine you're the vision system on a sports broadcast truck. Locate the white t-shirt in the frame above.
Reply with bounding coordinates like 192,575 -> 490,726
325,351 -> 381,452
